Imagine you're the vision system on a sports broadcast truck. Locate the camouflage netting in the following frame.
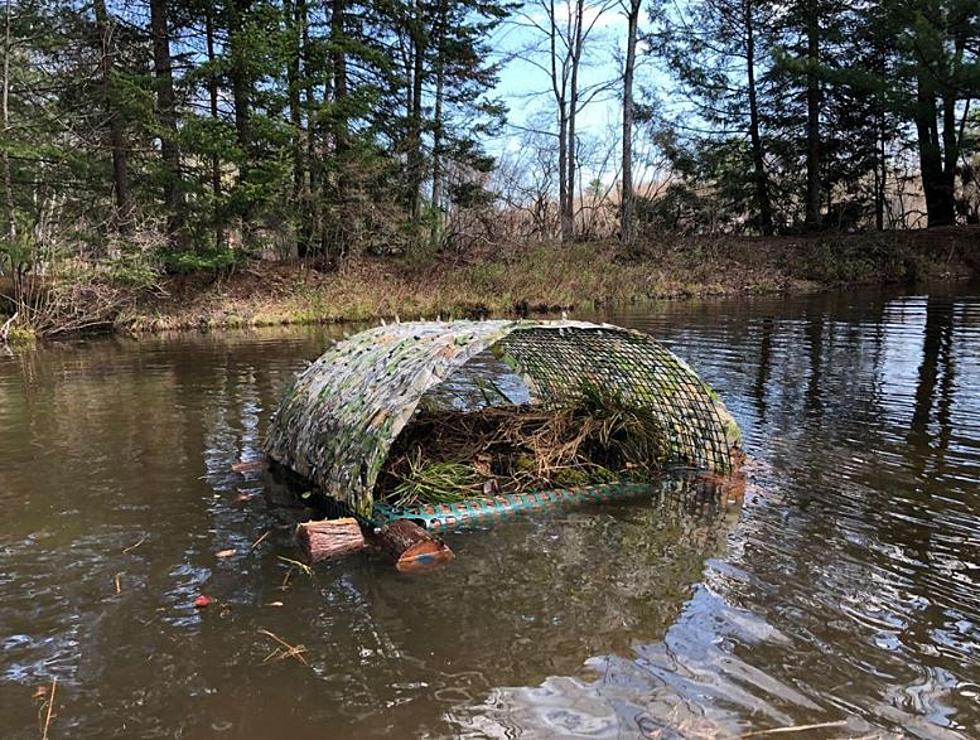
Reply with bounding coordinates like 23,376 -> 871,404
265,320 -> 742,516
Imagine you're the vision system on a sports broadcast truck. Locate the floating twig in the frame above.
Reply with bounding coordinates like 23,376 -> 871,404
739,720 -> 848,738
258,629 -> 308,666
250,530 -> 270,551
40,677 -> 56,740
122,536 -> 146,554
114,573 -> 122,594
277,556 -> 313,578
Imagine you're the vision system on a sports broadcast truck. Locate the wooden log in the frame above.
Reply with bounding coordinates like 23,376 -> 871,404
296,518 -> 366,563
373,519 -> 455,572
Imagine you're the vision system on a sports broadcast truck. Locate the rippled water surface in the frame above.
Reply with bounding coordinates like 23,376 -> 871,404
1,285 -> 979,738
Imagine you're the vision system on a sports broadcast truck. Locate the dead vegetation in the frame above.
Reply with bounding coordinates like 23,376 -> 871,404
2,228 -> 977,341
378,385 -> 669,507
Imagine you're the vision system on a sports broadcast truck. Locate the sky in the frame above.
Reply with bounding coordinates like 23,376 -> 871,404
487,2 -> 639,162
482,1 -> 670,186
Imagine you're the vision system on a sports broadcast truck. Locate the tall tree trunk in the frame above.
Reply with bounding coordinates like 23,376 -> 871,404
149,0 -> 184,241
408,3 -> 426,224
284,0 -> 306,256
547,0 -> 570,242
875,106 -> 885,230
331,0 -> 350,257
940,86 -> 958,221
915,73 -> 954,227
228,0 -> 253,242
301,0 -> 319,253
430,49 -> 445,245
93,0 -> 129,227
558,97 -> 569,240
744,0 -> 774,235
804,0 -> 821,228
563,0 -> 584,242
619,0 -> 640,246
2,0 -> 15,241
205,6 -> 223,248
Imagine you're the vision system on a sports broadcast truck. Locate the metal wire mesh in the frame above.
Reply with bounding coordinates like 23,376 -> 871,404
265,319 -> 741,515
498,327 -> 736,472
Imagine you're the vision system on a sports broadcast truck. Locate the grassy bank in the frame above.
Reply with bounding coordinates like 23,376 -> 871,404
121,229 -> 977,333
4,228 -> 978,339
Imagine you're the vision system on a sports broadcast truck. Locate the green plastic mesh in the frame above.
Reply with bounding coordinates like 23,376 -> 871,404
264,320 -> 742,516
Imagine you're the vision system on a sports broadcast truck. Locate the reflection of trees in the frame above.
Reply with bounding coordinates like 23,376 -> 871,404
804,309 -> 824,415
907,296 -> 955,465
753,317 -> 773,422
587,289 -> 978,733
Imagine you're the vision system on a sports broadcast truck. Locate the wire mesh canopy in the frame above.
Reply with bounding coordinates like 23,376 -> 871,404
265,320 -> 742,516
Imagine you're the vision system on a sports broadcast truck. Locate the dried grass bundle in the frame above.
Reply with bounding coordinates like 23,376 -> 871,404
380,384 -> 669,507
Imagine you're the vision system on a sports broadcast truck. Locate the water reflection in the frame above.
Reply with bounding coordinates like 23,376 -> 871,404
0,287 -> 978,737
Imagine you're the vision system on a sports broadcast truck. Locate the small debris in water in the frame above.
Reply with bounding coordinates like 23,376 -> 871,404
258,629 -> 308,666
193,595 -> 213,609
215,549 -> 237,558
122,536 -> 146,554
40,677 -> 56,740
250,531 -> 270,551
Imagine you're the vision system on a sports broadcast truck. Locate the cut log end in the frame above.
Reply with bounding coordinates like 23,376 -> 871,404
373,519 -> 455,573
296,518 -> 366,563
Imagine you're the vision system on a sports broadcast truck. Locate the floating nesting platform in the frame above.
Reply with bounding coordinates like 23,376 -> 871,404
265,319 -> 742,535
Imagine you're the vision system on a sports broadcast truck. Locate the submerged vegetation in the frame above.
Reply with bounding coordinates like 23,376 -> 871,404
380,384 -> 669,507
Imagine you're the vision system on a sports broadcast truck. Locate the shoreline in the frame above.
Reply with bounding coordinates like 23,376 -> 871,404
4,229 -> 978,342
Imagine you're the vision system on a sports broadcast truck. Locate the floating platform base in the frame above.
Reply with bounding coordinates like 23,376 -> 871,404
373,481 -> 655,531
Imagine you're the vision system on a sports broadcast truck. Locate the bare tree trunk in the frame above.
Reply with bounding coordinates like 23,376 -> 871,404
558,97 -> 570,240
804,0 -> 821,228
93,0 -> 129,227
331,0 -> 350,257
619,0 -> 640,246
744,0 -> 774,235
544,0 -> 571,242
564,0 -> 584,242
228,0 -> 254,243
149,0 -> 185,242
284,0 -> 306,257
285,0 -> 303,203
430,55 -> 445,244
875,106 -> 885,230
408,1 -> 426,225
205,7 -> 223,248
302,0 -> 320,253
1,0 -> 14,242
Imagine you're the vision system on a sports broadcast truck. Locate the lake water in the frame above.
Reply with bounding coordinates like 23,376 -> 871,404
1,284 -> 978,737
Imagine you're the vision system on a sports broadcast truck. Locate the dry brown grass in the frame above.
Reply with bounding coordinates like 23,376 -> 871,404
11,227 -> 974,337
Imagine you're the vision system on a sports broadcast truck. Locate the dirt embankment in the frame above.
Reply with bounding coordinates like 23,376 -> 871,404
119,228 -> 977,333
3,228 -> 976,340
